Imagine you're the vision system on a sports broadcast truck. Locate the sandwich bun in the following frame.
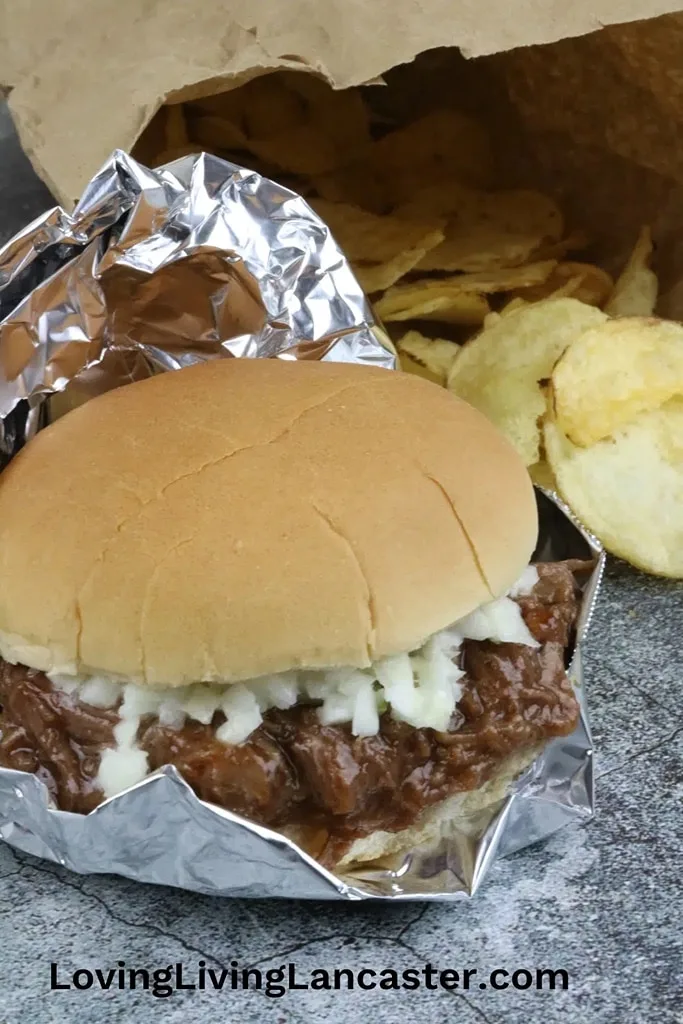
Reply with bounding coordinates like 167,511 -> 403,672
0,358 -> 537,685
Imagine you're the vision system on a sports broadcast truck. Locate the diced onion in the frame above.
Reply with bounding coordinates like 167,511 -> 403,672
456,596 -> 539,647
46,672 -> 81,695
351,679 -> 380,737
318,693 -> 355,726
375,654 -> 417,719
79,676 -> 123,709
157,698 -> 187,730
71,564 -> 543,801
216,686 -> 263,745
183,684 -> 222,725
256,673 -> 299,710
508,564 -> 539,598
98,745 -> 149,797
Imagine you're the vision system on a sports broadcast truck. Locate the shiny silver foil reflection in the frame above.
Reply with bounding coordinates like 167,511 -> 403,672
0,150 -> 602,899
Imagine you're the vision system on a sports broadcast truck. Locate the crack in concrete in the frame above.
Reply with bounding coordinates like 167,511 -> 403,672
250,926 -> 499,1023
247,933 -> 364,970
11,859 -> 308,1024
395,903 -> 429,940
596,724 -> 683,780
20,859 -> 226,965
397,934 -> 498,1024
596,662 -> 683,721
7,858 -> 504,1022
0,844 -> 21,878
446,985 -> 497,1024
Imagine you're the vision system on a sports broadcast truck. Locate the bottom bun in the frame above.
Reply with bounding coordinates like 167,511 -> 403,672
326,746 -> 541,870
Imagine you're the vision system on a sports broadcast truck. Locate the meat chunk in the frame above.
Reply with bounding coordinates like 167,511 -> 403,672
517,560 -> 588,647
138,717 -> 298,823
266,708 -> 423,819
0,662 -> 115,812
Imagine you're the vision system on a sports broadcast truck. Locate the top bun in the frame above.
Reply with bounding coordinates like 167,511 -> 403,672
0,359 -> 537,685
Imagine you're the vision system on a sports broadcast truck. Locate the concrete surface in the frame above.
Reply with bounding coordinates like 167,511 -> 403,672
0,104 -> 682,1024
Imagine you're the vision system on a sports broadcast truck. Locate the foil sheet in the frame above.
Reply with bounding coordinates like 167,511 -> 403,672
0,150 -> 603,900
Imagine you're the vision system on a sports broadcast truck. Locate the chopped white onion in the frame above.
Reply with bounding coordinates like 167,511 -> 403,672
50,564 -> 542,801
256,673 -> 299,710
98,744 -> 149,797
375,654 -> 417,719
216,686 -> 263,745
157,698 -> 187,730
182,684 -> 222,725
508,564 -> 539,598
96,686 -> 155,798
78,676 -> 123,709
456,596 -> 539,647
351,679 -> 380,736
46,672 -> 81,695
318,692 -> 356,726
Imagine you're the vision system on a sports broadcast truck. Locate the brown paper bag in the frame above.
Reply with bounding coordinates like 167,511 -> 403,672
2,1 -> 683,310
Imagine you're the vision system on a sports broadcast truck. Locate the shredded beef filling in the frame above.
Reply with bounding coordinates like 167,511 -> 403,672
0,561 -> 588,864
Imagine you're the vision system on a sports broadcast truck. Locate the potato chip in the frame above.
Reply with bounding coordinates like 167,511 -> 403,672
605,227 -> 658,317
376,262 -> 558,319
189,110 -> 248,150
376,290 -> 490,325
532,230 -> 590,262
410,190 -> 564,273
309,199 -> 445,263
416,229 -> 545,274
551,317 -> 683,448
353,229 -> 445,294
247,124 -> 347,176
443,261 -> 559,293
396,331 -> 460,385
544,399 -> 683,578
398,351 -> 442,384
368,324 -> 396,360
482,312 -> 502,329
499,297 -> 529,316
313,162 -> 390,215
164,104 -> 189,149
279,72 -> 372,155
186,113 -> 247,151
552,263 -> 613,306
513,262 -> 614,307
240,75 -> 305,140
237,74 -> 372,178
446,299 -> 608,465
188,76 -> 305,141
542,275 -> 588,302
528,461 -> 557,491
313,109 -> 493,213
371,110 -> 494,195
393,181 -> 476,220
189,87 -> 254,127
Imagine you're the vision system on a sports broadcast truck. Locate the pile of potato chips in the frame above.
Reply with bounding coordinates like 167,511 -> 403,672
134,73 -> 682,578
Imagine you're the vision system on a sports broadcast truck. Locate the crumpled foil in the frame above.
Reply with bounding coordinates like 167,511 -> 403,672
0,150 -> 603,900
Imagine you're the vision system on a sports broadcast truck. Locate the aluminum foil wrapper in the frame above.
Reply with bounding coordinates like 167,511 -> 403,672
0,150 -> 603,900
